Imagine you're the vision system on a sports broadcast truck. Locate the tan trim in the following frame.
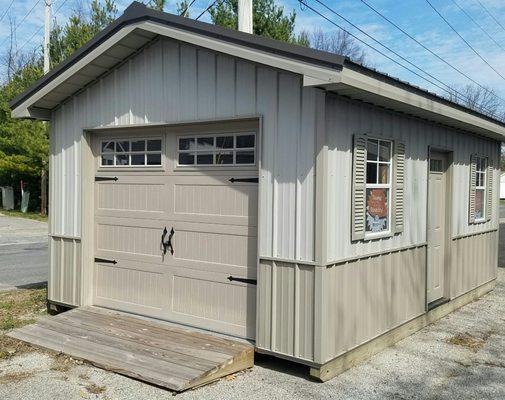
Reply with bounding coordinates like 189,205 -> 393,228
325,243 -> 427,266
259,256 -> 318,266
310,278 -> 496,382
452,228 -> 498,240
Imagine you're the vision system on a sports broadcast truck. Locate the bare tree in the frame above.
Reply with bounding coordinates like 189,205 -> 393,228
309,28 -> 366,64
447,84 -> 504,120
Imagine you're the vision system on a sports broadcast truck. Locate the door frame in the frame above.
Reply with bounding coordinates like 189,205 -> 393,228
80,115 -> 262,340
425,146 -> 453,310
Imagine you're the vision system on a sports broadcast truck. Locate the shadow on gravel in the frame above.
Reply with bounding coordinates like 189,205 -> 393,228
15,282 -> 47,290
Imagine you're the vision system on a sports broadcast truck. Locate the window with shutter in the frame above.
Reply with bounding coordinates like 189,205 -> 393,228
352,135 -> 403,240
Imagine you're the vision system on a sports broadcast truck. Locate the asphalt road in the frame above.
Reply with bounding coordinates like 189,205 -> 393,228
0,215 -> 48,291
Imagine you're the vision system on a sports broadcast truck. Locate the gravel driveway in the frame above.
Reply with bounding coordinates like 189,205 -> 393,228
0,268 -> 504,399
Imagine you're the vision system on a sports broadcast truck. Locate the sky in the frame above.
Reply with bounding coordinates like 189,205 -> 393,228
1,0 -> 505,109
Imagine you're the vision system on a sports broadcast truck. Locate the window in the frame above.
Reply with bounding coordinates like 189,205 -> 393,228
475,156 -> 487,221
365,139 -> 392,235
101,138 -> 162,167
177,133 -> 256,166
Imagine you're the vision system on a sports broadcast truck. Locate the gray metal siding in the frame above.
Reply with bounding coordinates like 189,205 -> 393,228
325,94 -> 500,262
48,236 -> 81,306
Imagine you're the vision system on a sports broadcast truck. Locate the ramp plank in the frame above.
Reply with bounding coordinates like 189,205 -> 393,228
8,307 -> 254,391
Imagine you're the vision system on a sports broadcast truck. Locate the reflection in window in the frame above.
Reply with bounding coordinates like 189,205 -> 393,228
100,138 -> 162,167
365,138 -> 392,235
177,133 -> 256,166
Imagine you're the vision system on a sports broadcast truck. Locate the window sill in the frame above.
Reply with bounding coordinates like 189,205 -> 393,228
364,231 -> 393,241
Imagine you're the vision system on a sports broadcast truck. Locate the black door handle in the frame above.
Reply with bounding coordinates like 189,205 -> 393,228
161,227 -> 175,255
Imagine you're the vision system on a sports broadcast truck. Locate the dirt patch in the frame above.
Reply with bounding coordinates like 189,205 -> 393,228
0,335 -> 35,360
446,333 -> 487,352
0,288 -> 47,331
0,371 -> 34,385
84,383 -> 107,395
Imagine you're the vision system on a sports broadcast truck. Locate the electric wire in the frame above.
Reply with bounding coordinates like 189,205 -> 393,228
0,0 -> 43,48
298,0 -> 498,115
475,0 -> 505,33
425,0 -> 505,82
306,0 -> 495,114
358,0 -> 505,107
180,0 -> 198,16
450,0 -> 505,52
196,0 -> 219,20
0,0 -> 16,25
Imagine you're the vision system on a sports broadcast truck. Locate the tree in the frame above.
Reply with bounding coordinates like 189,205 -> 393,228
447,84 -> 503,120
177,0 -> 191,17
147,0 -> 166,11
209,0 -> 309,45
309,28 -> 366,64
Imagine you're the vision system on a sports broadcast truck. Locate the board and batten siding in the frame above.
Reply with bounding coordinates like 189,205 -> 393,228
48,37 -> 319,305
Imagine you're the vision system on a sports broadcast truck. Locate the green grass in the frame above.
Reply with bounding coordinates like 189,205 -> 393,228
0,208 -> 47,222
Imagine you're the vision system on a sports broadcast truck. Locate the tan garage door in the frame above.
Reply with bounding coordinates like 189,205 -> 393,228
92,122 -> 258,339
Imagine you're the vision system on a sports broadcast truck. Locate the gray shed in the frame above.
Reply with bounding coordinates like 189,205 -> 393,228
10,2 -> 503,381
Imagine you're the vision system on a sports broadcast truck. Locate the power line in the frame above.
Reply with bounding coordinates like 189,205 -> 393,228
475,0 -> 505,33
425,0 -> 505,83
180,0 -> 198,16
0,0 -> 43,48
307,0 -> 492,113
357,0 -> 505,106
196,0 -> 219,20
450,0 -> 505,52
298,0 -> 499,115
0,0 -> 15,25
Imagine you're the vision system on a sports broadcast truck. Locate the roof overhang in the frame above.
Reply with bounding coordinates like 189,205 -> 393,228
10,1 -> 505,141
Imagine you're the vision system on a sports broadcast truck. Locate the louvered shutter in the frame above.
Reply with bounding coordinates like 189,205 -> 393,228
468,154 -> 477,224
393,140 -> 405,234
486,158 -> 493,222
351,135 -> 367,241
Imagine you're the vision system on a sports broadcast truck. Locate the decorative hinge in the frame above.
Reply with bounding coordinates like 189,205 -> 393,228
229,177 -> 259,183
227,276 -> 257,285
94,257 -> 117,264
95,176 -> 118,182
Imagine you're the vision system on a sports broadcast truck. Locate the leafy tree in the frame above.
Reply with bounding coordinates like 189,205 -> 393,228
209,0 -> 309,45
147,0 -> 166,11
177,0 -> 191,17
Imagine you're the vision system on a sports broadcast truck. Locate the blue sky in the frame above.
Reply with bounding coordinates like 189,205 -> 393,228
1,0 -> 505,106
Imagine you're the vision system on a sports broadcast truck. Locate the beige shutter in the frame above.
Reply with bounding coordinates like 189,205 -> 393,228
393,140 -> 405,234
486,158 -> 493,222
469,154 -> 477,224
351,135 -> 367,241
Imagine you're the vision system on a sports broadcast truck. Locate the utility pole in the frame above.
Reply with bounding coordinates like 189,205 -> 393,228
41,0 -> 51,216
238,0 -> 253,34
44,0 -> 51,73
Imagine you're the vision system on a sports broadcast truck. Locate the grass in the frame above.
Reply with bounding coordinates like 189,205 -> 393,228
0,208 -> 47,222
0,288 -> 47,359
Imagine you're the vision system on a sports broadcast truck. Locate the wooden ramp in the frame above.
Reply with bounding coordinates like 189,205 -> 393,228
8,306 -> 254,391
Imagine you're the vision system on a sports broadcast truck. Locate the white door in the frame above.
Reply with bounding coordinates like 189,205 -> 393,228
92,122 -> 258,339
427,151 -> 448,304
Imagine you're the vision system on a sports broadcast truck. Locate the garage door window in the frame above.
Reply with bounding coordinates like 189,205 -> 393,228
101,139 -> 162,167
178,133 -> 255,166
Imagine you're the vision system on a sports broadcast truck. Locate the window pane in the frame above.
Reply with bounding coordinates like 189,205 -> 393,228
236,135 -> 255,148
102,141 -> 114,153
147,139 -> 162,152
146,153 -> 161,166
131,140 -> 145,152
131,154 -> 145,165
179,138 -> 195,151
476,173 -> 482,187
378,164 -> 389,184
475,189 -> 484,219
215,151 -> 233,164
197,137 -> 214,150
197,153 -> 213,164
101,154 -> 114,166
430,159 -> 443,172
379,141 -> 391,162
366,188 -> 389,233
216,136 -> 233,149
367,139 -> 378,161
179,152 -> 194,165
116,154 -> 129,165
236,151 -> 255,164
116,141 -> 130,153
366,162 -> 377,184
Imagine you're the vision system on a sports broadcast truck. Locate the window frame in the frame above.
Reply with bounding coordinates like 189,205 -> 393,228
99,137 -> 163,168
474,155 -> 487,223
364,138 -> 394,239
176,132 -> 257,167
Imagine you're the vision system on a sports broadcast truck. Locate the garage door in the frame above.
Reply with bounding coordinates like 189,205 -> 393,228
92,121 -> 258,339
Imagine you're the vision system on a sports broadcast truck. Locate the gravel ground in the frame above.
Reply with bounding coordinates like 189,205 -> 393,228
0,215 -> 47,246
0,268 -> 504,400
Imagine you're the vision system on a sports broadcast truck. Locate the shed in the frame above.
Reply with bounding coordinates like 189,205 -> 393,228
10,2 -> 504,381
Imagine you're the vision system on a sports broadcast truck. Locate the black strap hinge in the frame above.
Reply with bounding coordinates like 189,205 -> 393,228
94,257 -> 117,265
95,176 -> 118,182
227,276 -> 257,285
229,177 -> 259,183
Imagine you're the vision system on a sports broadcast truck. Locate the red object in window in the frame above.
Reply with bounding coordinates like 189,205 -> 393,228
367,189 -> 387,218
